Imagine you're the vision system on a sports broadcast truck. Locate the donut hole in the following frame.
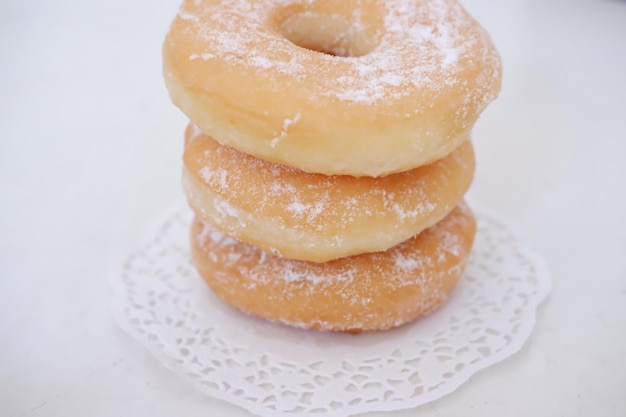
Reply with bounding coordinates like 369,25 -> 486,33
276,6 -> 380,58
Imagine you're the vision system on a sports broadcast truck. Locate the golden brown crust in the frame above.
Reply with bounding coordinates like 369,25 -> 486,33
164,0 -> 501,176
190,203 -> 476,332
183,125 -> 475,262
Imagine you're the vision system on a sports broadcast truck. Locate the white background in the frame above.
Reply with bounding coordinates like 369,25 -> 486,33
1,0 -> 625,416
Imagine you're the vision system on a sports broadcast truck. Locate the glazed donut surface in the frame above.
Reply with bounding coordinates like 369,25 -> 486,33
183,124 -> 475,263
164,0 -> 501,176
190,203 -> 477,332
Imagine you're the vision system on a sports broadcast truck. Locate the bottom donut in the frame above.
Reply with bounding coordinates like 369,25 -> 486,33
190,202 -> 476,333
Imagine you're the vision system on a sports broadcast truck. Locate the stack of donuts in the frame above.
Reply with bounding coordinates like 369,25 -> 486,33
163,0 -> 501,332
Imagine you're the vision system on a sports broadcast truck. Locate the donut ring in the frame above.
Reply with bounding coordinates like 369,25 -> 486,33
163,0 -> 501,176
183,124 -> 475,263
190,203 -> 476,332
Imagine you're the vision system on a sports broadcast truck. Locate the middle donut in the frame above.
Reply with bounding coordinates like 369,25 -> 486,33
183,124 -> 475,263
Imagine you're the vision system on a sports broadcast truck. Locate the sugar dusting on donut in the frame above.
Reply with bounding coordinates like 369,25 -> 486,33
182,123 -> 476,262
270,113 -> 301,148
191,202 -> 475,330
186,125 -> 468,234
165,0 -> 501,176
196,201 -> 472,288
174,0 -> 500,109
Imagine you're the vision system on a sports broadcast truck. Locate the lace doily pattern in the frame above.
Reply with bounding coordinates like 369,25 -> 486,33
112,208 -> 551,417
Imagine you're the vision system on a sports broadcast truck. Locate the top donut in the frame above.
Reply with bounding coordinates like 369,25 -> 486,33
163,0 -> 501,177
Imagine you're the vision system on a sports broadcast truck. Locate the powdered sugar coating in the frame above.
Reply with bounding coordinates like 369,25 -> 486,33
173,0 -> 500,107
183,125 -> 475,262
164,0 -> 501,176
191,202 -> 476,331
198,201 -> 473,286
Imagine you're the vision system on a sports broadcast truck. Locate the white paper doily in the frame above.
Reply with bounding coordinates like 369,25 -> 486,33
111,208 -> 551,417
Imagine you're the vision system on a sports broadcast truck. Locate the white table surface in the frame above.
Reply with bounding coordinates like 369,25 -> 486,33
1,0 -> 625,416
